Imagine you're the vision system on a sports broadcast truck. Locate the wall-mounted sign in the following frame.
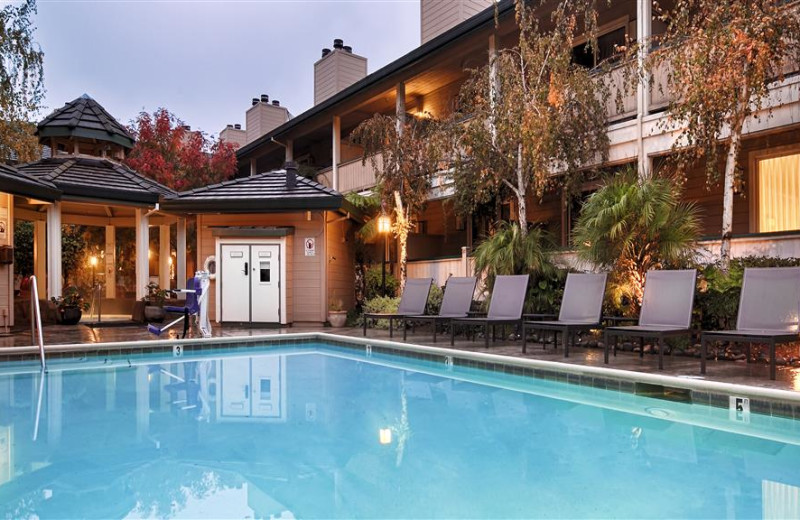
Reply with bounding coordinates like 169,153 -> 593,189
304,238 -> 315,257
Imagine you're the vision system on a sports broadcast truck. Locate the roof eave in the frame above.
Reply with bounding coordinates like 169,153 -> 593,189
0,177 -> 61,201
161,196 -> 344,214
37,127 -> 135,149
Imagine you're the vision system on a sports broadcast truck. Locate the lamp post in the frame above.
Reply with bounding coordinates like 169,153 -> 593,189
89,255 -> 99,322
377,214 -> 392,296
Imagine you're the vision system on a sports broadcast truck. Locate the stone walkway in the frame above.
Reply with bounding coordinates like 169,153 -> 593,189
2,320 -> 799,393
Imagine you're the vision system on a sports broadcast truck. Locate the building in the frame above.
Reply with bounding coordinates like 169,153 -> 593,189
234,0 -> 800,286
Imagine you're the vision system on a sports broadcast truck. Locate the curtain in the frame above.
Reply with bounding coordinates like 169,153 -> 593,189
758,153 -> 800,233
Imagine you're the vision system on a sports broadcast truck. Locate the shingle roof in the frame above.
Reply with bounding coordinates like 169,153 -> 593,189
17,156 -> 174,204
36,94 -> 135,149
162,169 -> 347,213
0,162 -> 60,201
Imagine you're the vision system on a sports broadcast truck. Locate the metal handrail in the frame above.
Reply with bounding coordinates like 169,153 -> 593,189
29,275 -> 46,370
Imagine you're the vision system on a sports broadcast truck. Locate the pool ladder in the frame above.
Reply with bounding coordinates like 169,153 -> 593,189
29,275 -> 46,370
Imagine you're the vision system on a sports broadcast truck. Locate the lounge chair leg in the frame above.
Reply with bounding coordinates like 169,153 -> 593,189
564,327 -> 570,358
451,323 -> 455,346
522,323 -> 527,353
403,319 -> 407,341
492,325 -> 496,342
639,337 -> 644,358
604,332 -> 609,364
433,321 -> 437,343
746,342 -> 751,364
657,337 -> 663,370
363,316 -> 368,336
614,335 -> 618,357
701,336 -> 707,374
770,340 -> 776,380
389,318 -> 393,338
485,323 -> 490,349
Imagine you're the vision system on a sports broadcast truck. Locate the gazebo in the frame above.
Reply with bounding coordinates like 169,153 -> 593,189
11,95 -> 183,315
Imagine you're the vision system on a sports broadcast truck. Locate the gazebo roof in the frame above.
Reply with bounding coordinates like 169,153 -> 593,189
36,94 -> 136,149
0,162 -> 60,201
162,169 -> 354,214
17,156 -> 174,205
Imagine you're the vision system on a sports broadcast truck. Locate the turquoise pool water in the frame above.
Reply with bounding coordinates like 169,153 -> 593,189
0,342 -> 799,519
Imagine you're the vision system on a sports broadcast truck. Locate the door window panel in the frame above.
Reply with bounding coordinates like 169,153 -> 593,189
758,153 -> 800,233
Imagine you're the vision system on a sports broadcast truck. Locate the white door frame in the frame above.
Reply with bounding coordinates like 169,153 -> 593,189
216,237 -> 288,325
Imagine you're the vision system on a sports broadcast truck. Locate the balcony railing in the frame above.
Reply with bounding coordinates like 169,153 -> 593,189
317,156 -> 381,193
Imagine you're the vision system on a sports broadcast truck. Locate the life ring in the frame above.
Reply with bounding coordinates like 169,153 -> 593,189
203,255 -> 217,280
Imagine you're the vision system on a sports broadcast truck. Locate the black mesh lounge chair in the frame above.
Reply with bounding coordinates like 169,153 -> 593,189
522,272 -> 608,357
450,274 -> 530,348
402,276 -> 478,342
363,278 -> 433,338
604,269 -> 697,370
701,267 -> 800,380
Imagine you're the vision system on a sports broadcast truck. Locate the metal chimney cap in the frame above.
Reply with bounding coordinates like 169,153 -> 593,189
251,98 -> 259,106
226,124 -> 233,128
234,124 -> 242,130
343,45 -> 352,53
321,48 -> 331,57
272,100 -> 280,106
333,38 -> 344,49
260,94 -> 269,103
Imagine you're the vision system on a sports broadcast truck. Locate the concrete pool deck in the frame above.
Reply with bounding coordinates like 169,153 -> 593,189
1,321 -> 798,393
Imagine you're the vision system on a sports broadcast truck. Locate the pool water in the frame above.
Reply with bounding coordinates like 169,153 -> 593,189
0,343 -> 799,519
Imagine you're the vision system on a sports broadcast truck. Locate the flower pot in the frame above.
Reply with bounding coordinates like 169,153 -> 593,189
59,306 -> 83,325
328,310 -> 347,328
144,305 -> 166,323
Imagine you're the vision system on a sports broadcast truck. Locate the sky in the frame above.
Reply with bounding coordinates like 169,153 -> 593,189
32,0 -> 421,136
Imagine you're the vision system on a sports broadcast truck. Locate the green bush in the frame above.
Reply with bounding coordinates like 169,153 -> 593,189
426,284 -> 444,315
365,267 -> 400,299
362,295 -> 400,329
695,256 -> 800,330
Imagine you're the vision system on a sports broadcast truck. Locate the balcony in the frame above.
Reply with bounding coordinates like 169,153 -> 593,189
317,156 -> 381,193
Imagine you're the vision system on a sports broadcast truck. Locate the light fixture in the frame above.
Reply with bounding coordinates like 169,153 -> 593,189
89,255 -> 98,267
377,214 -> 391,234
379,428 -> 392,445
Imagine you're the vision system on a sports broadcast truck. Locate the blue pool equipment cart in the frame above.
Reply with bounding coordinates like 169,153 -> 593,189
147,271 -> 212,338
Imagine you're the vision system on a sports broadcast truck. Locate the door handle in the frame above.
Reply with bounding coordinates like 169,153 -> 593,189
243,262 -> 248,276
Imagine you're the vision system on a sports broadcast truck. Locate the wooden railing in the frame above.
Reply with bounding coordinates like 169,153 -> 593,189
317,156 -> 381,193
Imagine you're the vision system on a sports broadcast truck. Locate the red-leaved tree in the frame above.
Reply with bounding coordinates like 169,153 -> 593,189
125,108 -> 237,191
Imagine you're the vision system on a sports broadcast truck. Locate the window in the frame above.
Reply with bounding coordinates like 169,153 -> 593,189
757,152 -> 800,233
572,27 -> 627,68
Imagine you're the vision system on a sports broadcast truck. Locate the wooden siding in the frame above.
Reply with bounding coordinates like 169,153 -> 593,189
336,156 -> 381,193
326,217 -> 356,311
0,193 -> 11,329
246,103 -> 289,145
197,212 -> 327,324
421,0 -> 493,44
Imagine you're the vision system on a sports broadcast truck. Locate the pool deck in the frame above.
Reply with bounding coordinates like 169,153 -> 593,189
2,320 -> 798,393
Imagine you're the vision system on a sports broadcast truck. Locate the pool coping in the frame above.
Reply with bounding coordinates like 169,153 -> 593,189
2,332 -> 800,418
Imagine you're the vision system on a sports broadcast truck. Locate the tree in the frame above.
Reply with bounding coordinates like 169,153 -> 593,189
450,0 -> 609,238
572,169 -> 701,314
0,0 -> 44,164
350,113 -> 451,289
650,0 -> 800,268
125,108 -> 237,191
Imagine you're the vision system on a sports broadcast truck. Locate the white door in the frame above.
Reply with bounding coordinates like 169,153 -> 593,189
220,358 -> 251,417
250,244 -> 280,323
221,245 -> 250,322
251,357 -> 282,418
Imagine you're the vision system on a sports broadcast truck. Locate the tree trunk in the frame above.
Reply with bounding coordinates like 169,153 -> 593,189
720,125 -> 743,270
393,191 -> 408,291
516,143 -> 528,238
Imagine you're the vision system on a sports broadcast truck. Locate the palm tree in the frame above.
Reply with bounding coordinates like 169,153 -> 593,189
572,168 -> 701,314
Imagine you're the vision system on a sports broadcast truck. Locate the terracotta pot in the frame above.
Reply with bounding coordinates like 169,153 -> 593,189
59,306 -> 82,325
144,305 -> 166,323
328,310 -> 347,328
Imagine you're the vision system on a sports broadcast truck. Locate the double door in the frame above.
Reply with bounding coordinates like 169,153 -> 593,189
220,243 -> 280,323
219,357 -> 284,419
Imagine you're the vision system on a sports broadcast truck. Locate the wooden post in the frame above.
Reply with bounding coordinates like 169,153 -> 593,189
177,217 -> 187,298
135,208 -> 149,300
159,224 -> 170,290
332,116 -> 341,191
105,225 -> 116,298
33,220 -> 46,300
46,202 -> 62,299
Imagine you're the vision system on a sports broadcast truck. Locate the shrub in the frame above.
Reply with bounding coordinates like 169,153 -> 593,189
362,295 -> 400,329
695,256 -> 800,330
573,169 -> 701,316
365,266 -> 400,300
426,284 -> 444,315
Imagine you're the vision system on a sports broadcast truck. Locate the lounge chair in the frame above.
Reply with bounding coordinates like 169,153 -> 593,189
522,272 -> 608,357
701,267 -> 800,380
402,276 -> 478,342
363,278 -> 433,338
604,269 -> 697,370
450,274 -> 530,348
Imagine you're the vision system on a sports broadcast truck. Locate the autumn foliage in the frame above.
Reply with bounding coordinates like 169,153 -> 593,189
125,108 -> 237,191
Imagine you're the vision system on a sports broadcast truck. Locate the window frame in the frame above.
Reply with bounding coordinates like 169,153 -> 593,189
749,143 -> 800,234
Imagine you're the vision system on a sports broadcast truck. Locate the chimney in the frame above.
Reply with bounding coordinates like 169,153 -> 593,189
234,123 -> 241,130
421,0 -> 493,44
220,123 -> 247,149
245,94 -> 290,144
284,161 -> 297,190
314,38 -> 367,105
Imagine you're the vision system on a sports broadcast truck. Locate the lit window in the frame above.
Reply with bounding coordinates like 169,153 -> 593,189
758,153 -> 800,233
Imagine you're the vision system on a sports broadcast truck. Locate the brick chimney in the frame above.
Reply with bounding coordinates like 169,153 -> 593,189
314,38 -> 367,105
245,94 -> 290,144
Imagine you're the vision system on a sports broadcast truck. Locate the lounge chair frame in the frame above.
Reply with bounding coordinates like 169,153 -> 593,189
363,278 -> 433,338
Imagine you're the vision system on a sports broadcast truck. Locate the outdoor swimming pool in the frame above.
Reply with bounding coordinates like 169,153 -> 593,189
0,339 -> 799,518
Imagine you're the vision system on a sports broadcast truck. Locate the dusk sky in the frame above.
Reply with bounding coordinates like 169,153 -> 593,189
33,0 -> 421,137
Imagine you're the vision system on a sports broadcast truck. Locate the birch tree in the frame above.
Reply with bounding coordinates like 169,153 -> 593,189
651,0 -> 800,268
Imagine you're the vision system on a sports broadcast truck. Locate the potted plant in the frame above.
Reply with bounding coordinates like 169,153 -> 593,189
143,282 -> 169,323
51,286 -> 89,325
328,297 -> 347,328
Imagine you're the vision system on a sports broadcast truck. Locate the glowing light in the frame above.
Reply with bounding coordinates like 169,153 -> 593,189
377,215 -> 391,234
379,428 -> 392,445
89,256 -> 98,267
